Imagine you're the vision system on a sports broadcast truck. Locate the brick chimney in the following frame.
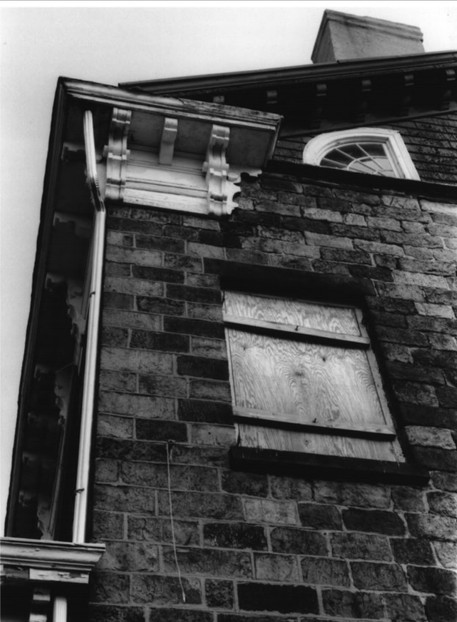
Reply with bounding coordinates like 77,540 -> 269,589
312,10 -> 425,63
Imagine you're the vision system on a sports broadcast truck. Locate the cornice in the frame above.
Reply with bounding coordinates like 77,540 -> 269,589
121,51 -> 457,96
62,78 -> 281,135
0,537 -> 105,584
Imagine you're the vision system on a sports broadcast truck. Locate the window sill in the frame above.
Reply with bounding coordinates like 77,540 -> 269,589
230,446 -> 430,486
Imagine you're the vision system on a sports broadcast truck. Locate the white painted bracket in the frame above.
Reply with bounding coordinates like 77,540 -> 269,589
203,125 -> 231,216
104,108 -> 132,201
159,117 -> 178,165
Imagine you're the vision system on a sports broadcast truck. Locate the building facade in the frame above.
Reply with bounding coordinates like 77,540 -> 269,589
1,11 -> 457,622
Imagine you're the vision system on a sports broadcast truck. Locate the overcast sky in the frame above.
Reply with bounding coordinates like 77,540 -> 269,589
1,1 -> 456,533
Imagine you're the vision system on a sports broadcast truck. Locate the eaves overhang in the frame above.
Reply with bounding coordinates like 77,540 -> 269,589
61,78 -> 282,217
120,51 -> 457,133
121,50 -> 457,95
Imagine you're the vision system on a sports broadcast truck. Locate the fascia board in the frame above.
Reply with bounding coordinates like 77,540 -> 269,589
0,537 -> 105,581
120,51 -> 457,95
62,78 -> 282,134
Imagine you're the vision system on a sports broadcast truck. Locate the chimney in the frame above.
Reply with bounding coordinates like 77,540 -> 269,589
312,10 -> 425,64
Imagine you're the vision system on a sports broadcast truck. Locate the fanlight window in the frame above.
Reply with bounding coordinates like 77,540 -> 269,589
303,128 -> 420,180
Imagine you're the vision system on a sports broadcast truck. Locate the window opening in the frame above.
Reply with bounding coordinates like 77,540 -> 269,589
223,290 -> 405,463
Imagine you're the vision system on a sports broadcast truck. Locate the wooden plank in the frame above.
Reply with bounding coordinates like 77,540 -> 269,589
223,291 -> 361,336
238,424 -> 404,462
224,316 -> 370,347
226,329 -> 387,428
233,407 -> 396,439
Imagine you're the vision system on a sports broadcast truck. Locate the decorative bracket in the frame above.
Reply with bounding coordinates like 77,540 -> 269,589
104,108 -> 132,202
202,125 -> 234,216
399,73 -> 415,116
159,118 -> 178,165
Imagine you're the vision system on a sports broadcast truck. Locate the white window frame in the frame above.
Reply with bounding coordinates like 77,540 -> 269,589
303,127 -> 420,180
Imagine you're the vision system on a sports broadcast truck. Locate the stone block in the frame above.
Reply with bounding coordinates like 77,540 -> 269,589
177,355 -> 229,380
351,561 -> 406,591
391,486 -> 426,512
434,542 -> 457,569
94,484 -> 156,514
269,476 -> 312,501
99,370 -> 137,393
136,234 -> 184,254
301,557 -> 350,587
158,491 -> 243,520
92,511 -> 124,540
407,513 -> 457,541
138,374 -> 187,398
205,579 -> 234,609
391,538 -> 434,565
270,527 -> 327,556
237,582 -> 318,614
100,391 -> 176,419
178,399 -> 232,424
322,589 -> 384,619
330,532 -> 392,561
97,414 -> 134,440
132,331 -> 190,353
136,296 -> 185,316
428,491 -> 457,518
131,574 -> 201,605
102,309 -> 161,332
405,427 -> 456,450
254,553 -> 299,582
382,593 -> 427,622
190,336 -> 227,359
127,516 -> 199,546
132,265 -> 184,283
298,503 -> 342,530
162,546 -> 252,578
135,420 -> 187,442
313,481 -> 390,509
244,499 -> 298,525
203,522 -> 267,550
221,471 -> 268,497
98,542 -> 159,572
88,605 -> 146,622
105,276 -> 164,298
190,423 -> 236,447
426,596 -> 457,622
407,566 -> 457,596
91,572 -> 130,604
342,509 -> 405,535
95,459 -> 119,483
432,471 -> 457,492
101,347 -> 173,374
105,245 -> 162,267
164,316 -> 224,339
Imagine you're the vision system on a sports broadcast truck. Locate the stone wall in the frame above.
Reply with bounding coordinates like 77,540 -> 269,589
275,111 -> 457,185
89,169 -> 457,622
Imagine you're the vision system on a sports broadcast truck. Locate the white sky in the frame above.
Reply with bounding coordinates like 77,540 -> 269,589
1,1 -> 456,533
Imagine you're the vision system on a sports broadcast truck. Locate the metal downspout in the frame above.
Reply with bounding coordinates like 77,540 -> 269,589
72,110 -> 106,545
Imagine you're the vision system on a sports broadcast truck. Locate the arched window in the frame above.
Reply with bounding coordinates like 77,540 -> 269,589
303,128 -> 420,180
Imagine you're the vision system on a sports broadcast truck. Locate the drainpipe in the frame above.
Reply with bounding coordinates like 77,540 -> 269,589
72,110 -> 106,544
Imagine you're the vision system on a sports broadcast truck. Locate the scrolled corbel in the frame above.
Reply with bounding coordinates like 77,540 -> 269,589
104,108 -> 132,202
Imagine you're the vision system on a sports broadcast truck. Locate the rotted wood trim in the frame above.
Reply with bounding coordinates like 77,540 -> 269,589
230,446 -> 430,486
0,538 -> 105,585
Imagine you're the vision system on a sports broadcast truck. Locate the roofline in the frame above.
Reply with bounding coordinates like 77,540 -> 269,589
121,50 -> 457,94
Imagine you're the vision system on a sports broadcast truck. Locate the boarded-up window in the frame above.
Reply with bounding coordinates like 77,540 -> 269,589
223,291 -> 404,463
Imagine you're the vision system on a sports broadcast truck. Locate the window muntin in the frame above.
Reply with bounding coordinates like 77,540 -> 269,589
223,291 -> 405,463
303,128 -> 420,180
